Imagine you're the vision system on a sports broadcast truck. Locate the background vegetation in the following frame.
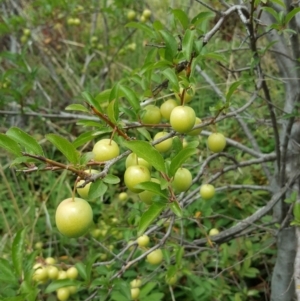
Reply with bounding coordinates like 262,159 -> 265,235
0,0 -> 299,300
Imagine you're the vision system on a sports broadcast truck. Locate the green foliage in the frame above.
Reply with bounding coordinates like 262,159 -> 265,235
0,0 -> 296,300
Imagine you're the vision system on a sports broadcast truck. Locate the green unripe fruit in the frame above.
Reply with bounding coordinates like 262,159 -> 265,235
141,105 -> 162,124
175,85 -> 195,104
170,106 -> 196,133
160,99 -> 178,120
153,132 -> 172,153
207,133 -> 226,153
200,184 -> 215,200
124,165 -> 151,193
57,287 -> 70,301
126,153 -> 151,170
92,139 -> 120,162
188,117 -> 202,136
118,192 -> 128,201
147,249 -> 163,265
209,228 -> 219,236
172,168 -> 192,192
142,9 -> 152,19
137,234 -> 150,247
127,10 -> 136,21
77,169 -> 99,199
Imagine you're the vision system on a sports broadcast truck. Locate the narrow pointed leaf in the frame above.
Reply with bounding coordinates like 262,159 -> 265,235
46,134 -> 80,164
182,29 -> 195,61
160,30 -> 178,62
119,85 -> 140,112
45,279 -> 79,293
123,140 -> 166,173
12,228 -> 26,277
169,201 -> 182,217
103,174 -> 120,184
126,22 -> 156,37
138,202 -> 166,235
82,91 -> 103,113
65,104 -> 89,112
6,127 -> 43,155
162,68 -> 179,91
87,180 -> 107,201
172,9 -> 189,29
226,80 -> 243,103
0,134 -> 22,156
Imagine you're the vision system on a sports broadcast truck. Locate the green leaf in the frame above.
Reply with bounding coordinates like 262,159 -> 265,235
169,147 -> 198,177
6,127 -> 43,155
138,202 -> 166,235
72,130 -> 97,148
175,246 -> 184,268
226,80 -> 243,103
95,89 -> 111,104
285,7 -> 300,25
172,9 -> 189,29
107,99 -> 119,125
46,134 -> 80,164
75,262 -> 87,281
203,52 -> 227,63
119,85 -> 140,112
162,68 -> 179,91
261,7 -> 280,22
139,282 -> 157,298
88,180 -> 107,201
0,134 -> 22,156
0,258 -> 17,284
182,29 -> 195,61
123,140 -> 166,173
103,174 -> 120,184
166,265 -> 177,279
126,22 -> 155,38
45,279 -> 79,293
293,203 -> 300,221
191,11 -> 215,27
160,30 -> 178,62
65,104 -> 89,112
12,228 -> 26,277
135,181 -> 168,200
81,91 -> 103,113
169,201 -> 182,217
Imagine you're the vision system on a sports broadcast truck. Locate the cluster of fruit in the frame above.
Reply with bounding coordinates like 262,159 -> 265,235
127,8 -> 152,23
32,257 -> 78,301
20,28 -> 31,44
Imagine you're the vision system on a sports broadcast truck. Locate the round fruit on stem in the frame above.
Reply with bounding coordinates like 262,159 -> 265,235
137,234 -> 150,247
142,9 -> 151,19
47,265 -> 59,280
160,99 -> 178,120
166,274 -> 177,285
209,228 -> 219,236
131,288 -> 140,300
188,117 -> 202,136
57,287 -> 70,301
124,165 -> 151,193
140,105 -> 162,124
33,267 -> 48,282
127,10 -> 136,21
66,266 -> 78,279
45,257 -> 56,265
170,106 -> 196,133
130,279 -> 142,288
200,184 -> 215,200
92,139 -> 120,162
55,198 -> 93,238
118,192 -> 128,201
207,133 -> 226,153
146,249 -> 163,265
153,132 -> 173,153
76,169 -> 99,199
175,85 -> 195,104
172,168 -> 192,192
125,153 -> 151,170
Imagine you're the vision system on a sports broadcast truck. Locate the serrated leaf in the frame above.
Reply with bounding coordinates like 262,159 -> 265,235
45,279 -> 79,293
138,202 -> 166,235
72,130 -> 97,148
0,258 -> 17,284
162,68 -> 179,91
46,134 -> 80,164
226,80 -> 243,103
169,147 -> 198,177
182,29 -> 195,61
0,134 -> 22,156
169,201 -> 182,217
172,9 -> 189,29
123,140 -> 166,173
160,30 -> 178,62
126,22 -> 156,37
6,127 -> 43,155
119,85 -> 140,112
65,104 -> 89,112
82,91 -> 103,113
103,174 -> 120,184
12,228 -> 26,277
88,180 -> 107,201
135,181 -> 168,200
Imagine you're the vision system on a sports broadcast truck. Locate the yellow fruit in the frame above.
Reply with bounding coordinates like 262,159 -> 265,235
188,118 -> 202,136
137,235 -> 150,247
127,10 -> 136,21
142,9 -> 152,19
55,198 -> 93,238
126,153 -> 151,170
200,184 -> 215,200
131,288 -> 140,300
175,86 -> 195,104
160,99 -> 178,120
47,265 -> 59,280
170,106 -> 196,133
124,165 -> 151,193
57,287 -> 70,301
130,279 -> 142,288
66,266 -> 78,279
45,257 -> 56,265
76,169 -> 99,199
209,228 -> 219,236
172,168 -> 192,192
92,139 -> 120,162
147,249 -> 163,265
33,267 -> 48,282
207,133 -> 226,153
153,132 -> 173,153
118,192 -> 128,201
